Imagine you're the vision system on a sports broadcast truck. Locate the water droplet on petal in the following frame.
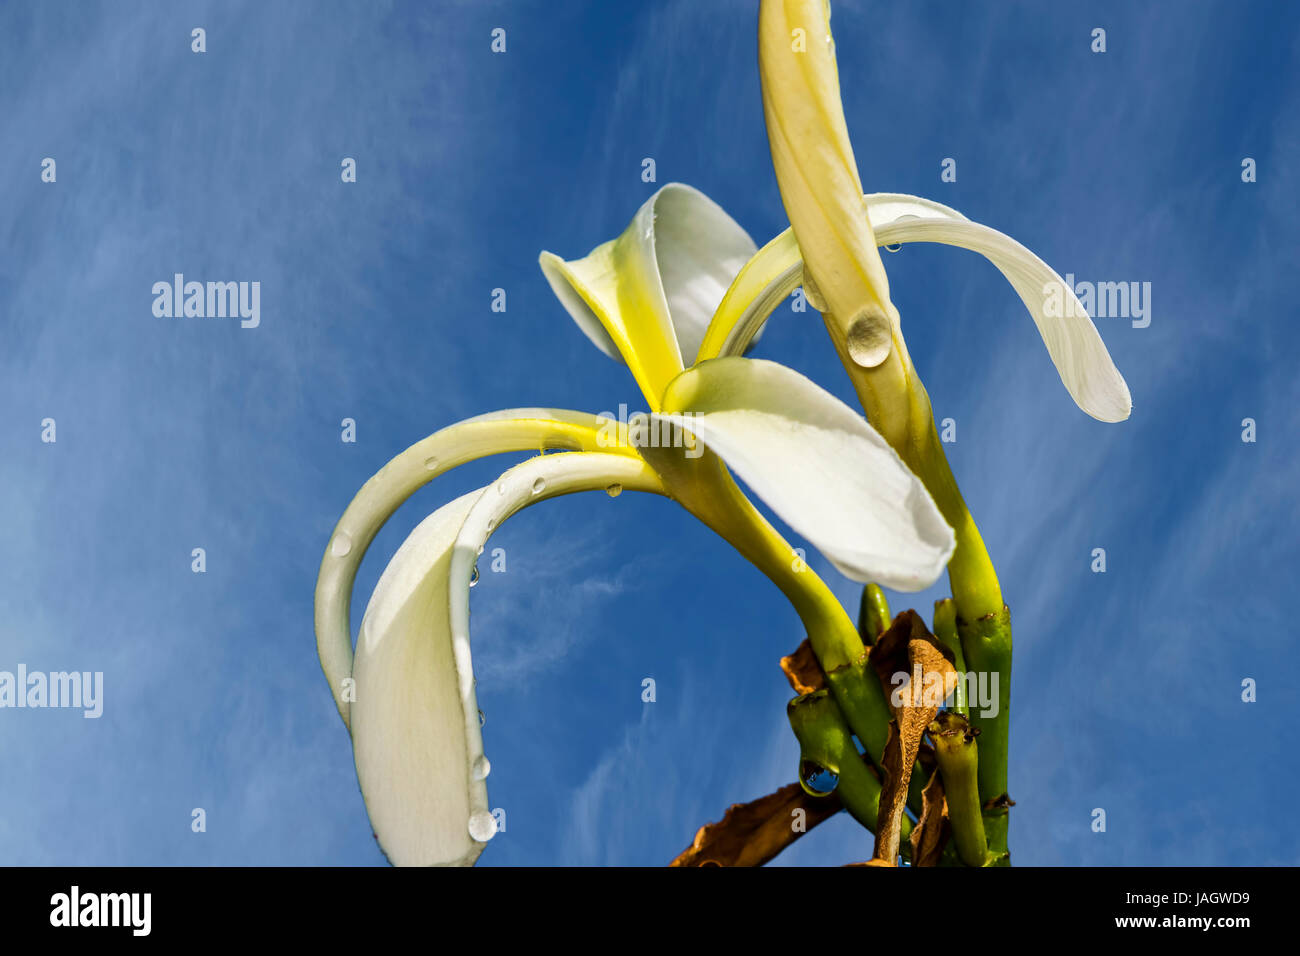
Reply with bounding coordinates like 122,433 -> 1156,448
486,516 -> 495,532
884,242 -> 902,253
845,306 -> 893,368
801,273 -> 827,312
799,758 -> 840,797
423,455 -> 439,470
532,476 -> 546,494
468,810 -> 497,842
605,483 -> 622,498
497,482 -> 506,495
469,565 -> 480,587
330,532 -> 353,558
478,709 -> 486,726
471,756 -> 491,781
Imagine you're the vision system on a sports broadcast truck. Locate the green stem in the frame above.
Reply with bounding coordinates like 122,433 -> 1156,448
932,598 -> 967,716
929,711 -> 988,866
823,657 -> 893,770
858,584 -> 890,645
787,690 -> 911,844
956,605 -> 1012,857
650,450 -> 896,772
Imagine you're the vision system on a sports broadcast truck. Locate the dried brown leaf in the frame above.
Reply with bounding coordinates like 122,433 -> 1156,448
669,782 -> 840,867
780,638 -> 825,695
909,770 -> 949,867
868,610 -> 957,864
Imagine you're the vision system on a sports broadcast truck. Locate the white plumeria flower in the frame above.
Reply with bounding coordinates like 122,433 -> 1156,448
313,0 -> 1141,871
316,369 -> 954,865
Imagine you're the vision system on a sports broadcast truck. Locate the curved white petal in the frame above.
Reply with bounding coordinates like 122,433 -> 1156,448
869,195 -> 1132,422
656,357 -> 955,590
351,490 -> 488,867
315,409 -> 638,730
539,183 -> 757,401
707,193 -> 1131,422
351,452 -> 666,867
653,184 -> 761,364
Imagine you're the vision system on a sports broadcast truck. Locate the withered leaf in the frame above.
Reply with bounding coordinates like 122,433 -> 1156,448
909,769 -> 950,867
780,638 -> 825,695
869,610 -> 957,864
670,782 -> 840,867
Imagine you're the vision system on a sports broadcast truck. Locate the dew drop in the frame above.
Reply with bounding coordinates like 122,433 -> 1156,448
884,242 -> 902,253
496,481 -> 506,495
486,516 -> 495,532
845,306 -> 893,368
605,483 -> 622,498
532,476 -> 546,494
478,709 -> 486,727
469,565 -> 480,587
799,758 -> 840,797
468,810 -> 497,843
423,455 -> 439,470
801,273 -> 828,312
471,756 -> 491,781
330,532 -> 353,558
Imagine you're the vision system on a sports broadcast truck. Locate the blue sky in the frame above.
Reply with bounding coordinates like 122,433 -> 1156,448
1,0 -> 1296,865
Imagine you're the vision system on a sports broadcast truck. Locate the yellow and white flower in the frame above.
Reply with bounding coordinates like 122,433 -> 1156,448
317,0 -> 1134,868
315,184 -> 956,866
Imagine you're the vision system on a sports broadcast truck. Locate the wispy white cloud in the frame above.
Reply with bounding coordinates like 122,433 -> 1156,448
467,507 -> 663,685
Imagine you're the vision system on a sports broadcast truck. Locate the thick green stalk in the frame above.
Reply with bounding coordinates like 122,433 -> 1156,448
929,711 -> 988,866
787,690 -> 911,845
823,658 -> 892,769
957,605 -> 1012,857
932,598 -> 968,716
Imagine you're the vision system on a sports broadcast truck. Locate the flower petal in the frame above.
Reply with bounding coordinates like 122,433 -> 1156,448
351,490 -> 488,867
869,195 -> 1133,422
351,452 -> 666,866
655,357 -> 955,590
697,226 -> 802,362
758,0 -> 898,341
315,409 -> 639,729
702,193 -> 1131,422
539,183 -> 756,404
